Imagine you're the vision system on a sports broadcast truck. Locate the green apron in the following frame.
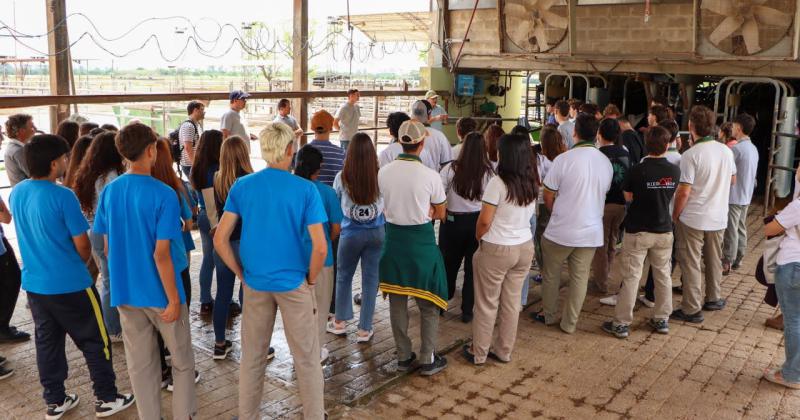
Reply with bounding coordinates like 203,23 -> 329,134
379,222 -> 449,309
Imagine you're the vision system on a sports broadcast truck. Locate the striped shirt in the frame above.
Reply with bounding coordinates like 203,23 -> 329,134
308,140 -> 345,186
179,120 -> 201,167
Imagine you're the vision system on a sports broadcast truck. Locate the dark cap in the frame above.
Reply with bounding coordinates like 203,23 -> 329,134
230,90 -> 251,101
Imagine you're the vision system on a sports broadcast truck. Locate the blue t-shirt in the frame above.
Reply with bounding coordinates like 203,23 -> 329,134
93,174 -> 188,308
179,194 -> 195,252
303,180 -> 343,267
10,180 -> 92,294
224,168 -> 328,292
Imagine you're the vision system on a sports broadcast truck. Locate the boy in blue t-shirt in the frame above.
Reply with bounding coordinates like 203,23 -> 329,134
10,135 -> 134,419
93,123 -> 196,420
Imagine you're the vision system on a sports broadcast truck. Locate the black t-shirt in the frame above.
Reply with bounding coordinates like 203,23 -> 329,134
621,130 -> 645,164
600,145 -> 631,205
622,157 -> 681,234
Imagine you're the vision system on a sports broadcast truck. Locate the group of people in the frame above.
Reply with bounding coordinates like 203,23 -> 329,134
0,85 -> 798,420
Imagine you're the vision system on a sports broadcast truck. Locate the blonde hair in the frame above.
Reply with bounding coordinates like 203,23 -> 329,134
214,135 -> 253,204
259,122 -> 294,164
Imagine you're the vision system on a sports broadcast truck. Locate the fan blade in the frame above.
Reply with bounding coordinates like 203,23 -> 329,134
533,20 -> 550,51
506,18 -> 531,43
741,18 -> 762,54
753,6 -> 793,27
538,0 -> 557,10
701,0 -> 734,16
540,10 -> 569,29
505,2 -> 529,17
709,15 -> 744,45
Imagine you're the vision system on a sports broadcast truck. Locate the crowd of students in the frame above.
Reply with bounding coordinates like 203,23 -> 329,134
1,87 -> 799,420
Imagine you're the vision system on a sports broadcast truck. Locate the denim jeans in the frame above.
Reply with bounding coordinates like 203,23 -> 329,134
775,262 -> 800,383
212,240 -> 243,343
197,210 -> 214,304
89,231 -> 121,335
520,212 -> 536,307
335,227 -> 384,332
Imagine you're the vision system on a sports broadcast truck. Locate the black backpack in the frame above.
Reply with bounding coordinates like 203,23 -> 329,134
168,119 -> 198,164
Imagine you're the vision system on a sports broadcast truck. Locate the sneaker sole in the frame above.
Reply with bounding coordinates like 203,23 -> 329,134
0,370 -> 13,380
601,325 -> 628,339
46,396 -> 79,420
213,349 -> 231,360
419,365 -> 447,376
95,397 -> 135,418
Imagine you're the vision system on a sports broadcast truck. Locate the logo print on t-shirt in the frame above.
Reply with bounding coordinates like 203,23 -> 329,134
646,177 -> 676,189
349,203 -> 378,224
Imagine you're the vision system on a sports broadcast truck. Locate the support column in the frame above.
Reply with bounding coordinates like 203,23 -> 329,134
292,0 -> 309,145
46,0 -> 71,133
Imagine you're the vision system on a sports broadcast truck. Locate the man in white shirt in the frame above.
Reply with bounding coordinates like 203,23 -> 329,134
536,114 -> 612,334
554,100 -> 575,148
220,90 -> 257,150
333,89 -> 361,151
425,90 -> 448,132
410,100 -> 453,171
671,105 -> 736,323
3,114 -> 36,187
723,113 -> 759,275
378,120 -> 449,376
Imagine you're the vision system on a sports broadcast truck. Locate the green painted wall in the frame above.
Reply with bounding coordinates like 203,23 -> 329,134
421,67 -> 525,145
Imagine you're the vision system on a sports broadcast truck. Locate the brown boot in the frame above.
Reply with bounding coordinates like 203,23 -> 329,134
765,313 -> 784,331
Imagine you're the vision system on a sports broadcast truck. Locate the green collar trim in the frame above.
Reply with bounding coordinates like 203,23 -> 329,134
572,140 -> 596,149
397,153 -> 421,162
694,136 -> 716,144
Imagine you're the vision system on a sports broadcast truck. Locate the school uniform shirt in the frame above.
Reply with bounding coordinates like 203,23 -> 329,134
303,180 -> 343,268
179,194 -> 195,252
678,137 -> 736,231
333,172 -> 385,234
557,120 -> 575,148
621,129 -> 646,164
307,139 -> 345,186
93,174 -> 188,307
542,142 -> 613,247
481,176 -> 537,246
224,168 -> 327,292
440,162 -> 491,213
622,157 -> 681,234
425,126 -> 454,168
729,137 -> 758,206
776,197 -> 800,265
10,180 -> 92,295
378,154 -> 446,226
665,147 -> 681,166
599,144 -> 631,206
536,154 -> 553,205
378,141 -> 437,171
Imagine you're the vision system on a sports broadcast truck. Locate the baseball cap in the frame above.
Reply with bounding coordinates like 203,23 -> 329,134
398,120 -> 427,144
425,90 -> 439,99
411,100 -> 430,124
311,110 -> 334,134
230,90 -> 251,101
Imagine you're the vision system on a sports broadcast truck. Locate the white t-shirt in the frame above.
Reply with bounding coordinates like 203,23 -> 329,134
424,127 -> 454,169
378,155 -> 446,225
440,162 -> 492,213
678,138 -> 736,231
481,176 -> 537,246
536,154 -> 553,205
543,145 -> 613,247
776,198 -> 800,265
379,141 -> 437,171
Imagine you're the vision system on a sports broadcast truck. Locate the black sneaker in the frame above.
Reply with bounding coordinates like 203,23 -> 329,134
267,346 -> 276,361
419,355 -> 448,376
703,299 -> 726,311
0,365 -> 13,380
460,312 -> 473,323
229,302 -> 242,318
397,352 -> 417,372
732,262 -> 741,271
166,370 -> 200,392
95,393 -> 135,418
160,368 -> 172,389
200,301 -> 214,316
601,321 -> 629,339
213,340 -> 233,360
670,309 -> 704,323
672,285 -> 683,295
353,293 -> 362,306
0,327 -> 30,343
649,318 -> 669,334
0,355 -> 6,366
460,344 -> 482,366
45,394 -> 79,420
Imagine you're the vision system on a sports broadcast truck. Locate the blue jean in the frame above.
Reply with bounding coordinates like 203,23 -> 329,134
335,227 -> 384,331
776,262 -> 800,383
89,231 -> 121,335
521,212 -> 536,307
197,210 -> 214,304
212,240 -> 243,343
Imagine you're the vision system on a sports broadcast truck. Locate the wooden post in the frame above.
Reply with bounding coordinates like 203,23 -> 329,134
292,0 -> 309,145
46,0 -> 71,133
568,0 -> 577,55
372,94 -> 379,147
497,0 -> 505,53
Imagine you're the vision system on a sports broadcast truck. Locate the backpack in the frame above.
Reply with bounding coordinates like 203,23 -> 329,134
168,119 -> 198,164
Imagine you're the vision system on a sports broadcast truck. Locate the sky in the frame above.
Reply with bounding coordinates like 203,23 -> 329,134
0,0 -> 430,74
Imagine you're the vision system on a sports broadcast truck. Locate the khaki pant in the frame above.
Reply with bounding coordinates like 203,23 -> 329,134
239,283 -> 324,420
614,232 -> 673,325
471,240 -> 534,364
675,220 -> 724,314
314,266 -> 334,345
722,204 -> 748,266
118,304 -> 197,420
540,237 -> 597,333
389,294 -> 439,365
591,203 -> 626,294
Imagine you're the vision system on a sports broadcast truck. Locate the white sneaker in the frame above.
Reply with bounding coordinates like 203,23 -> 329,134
638,295 -> 655,308
599,295 -> 619,306
356,330 -> 374,343
320,346 -> 329,364
109,333 -> 124,344
46,394 -> 79,420
95,393 -> 135,418
326,320 -> 346,335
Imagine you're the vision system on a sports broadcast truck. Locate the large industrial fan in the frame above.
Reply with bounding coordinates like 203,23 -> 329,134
504,0 -> 569,53
700,0 -> 794,55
